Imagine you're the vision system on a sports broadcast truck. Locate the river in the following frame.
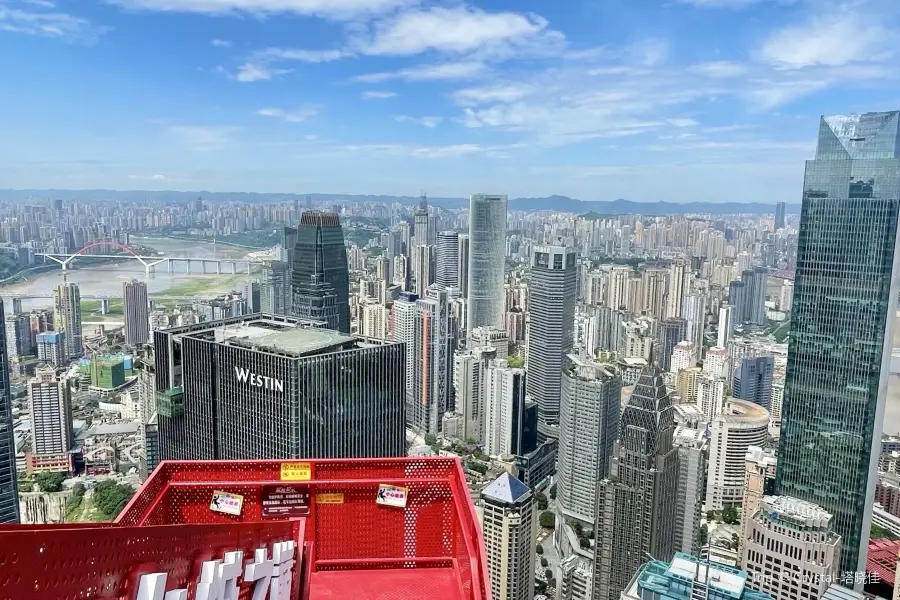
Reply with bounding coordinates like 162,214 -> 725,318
0,236 -> 258,313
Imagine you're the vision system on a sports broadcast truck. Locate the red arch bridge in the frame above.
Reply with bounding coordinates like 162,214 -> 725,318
37,241 -> 264,274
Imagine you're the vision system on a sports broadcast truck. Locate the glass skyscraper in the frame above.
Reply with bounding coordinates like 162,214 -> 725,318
776,111 -> 900,579
0,298 -> 18,524
291,212 -> 351,333
467,194 -> 507,331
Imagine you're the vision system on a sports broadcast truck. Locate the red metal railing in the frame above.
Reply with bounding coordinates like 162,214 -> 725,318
0,457 -> 490,600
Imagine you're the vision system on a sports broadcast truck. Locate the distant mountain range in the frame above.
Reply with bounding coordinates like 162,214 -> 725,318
0,189 -> 800,215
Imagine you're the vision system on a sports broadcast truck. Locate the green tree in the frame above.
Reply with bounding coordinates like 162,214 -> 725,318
549,483 -> 557,500
544,569 -> 553,582
93,480 -> 136,520
424,433 -> 437,446
872,524 -> 900,540
699,524 -> 708,547
539,511 -> 555,528
540,557 -> 548,567
507,355 -> 525,368
535,490 -> 548,511
536,544 -> 544,555
731,533 -> 740,550
579,537 -> 590,549
706,510 -> 718,522
722,505 -> 739,525
35,471 -> 65,493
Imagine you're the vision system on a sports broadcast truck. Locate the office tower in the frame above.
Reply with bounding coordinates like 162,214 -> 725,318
0,298 -> 17,523
260,260 -> 291,316
777,112 -> 900,578
291,211 -> 351,333
242,280 -> 261,313
481,473 -> 536,600
470,326 -> 509,360
656,317 -> 687,372
666,261 -> 688,319
413,196 -> 435,246
27,365 -> 73,472
410,288 -> 456,435
360,302 -> 388,339
775,201 -> 786,230
483,362 -> 535,457
557,355 -> 621,526
697,376 -> 726,421
769,380 -> 784,424
732,356 -> 774,409
742,496 -> 841,600
705,400 -> 769,511
454,347 -> 496,443
621,553 -> 773,600
36,331 -> 66,367
123,279 -> 150,347
780,281 -> 794,312
5,313 -> 32,359
741,268 -> 767,326
436,231 -> 459,288
282,224 -> 297,267
560,556 -> 594,600
741,446 -> 777,554
457,234 -> 470,297
676,367 -> 702,405
391,292 -> 419,401
506,304 -> 525,343
718,304 -> 734,347
670,341 -> 697,374
53,280 -> 82,359
526,245 -> 577,424
392,254 -> 409,291
729,280 -> 746,325
413,244 -> 435,295
593,362 -> 679,600
153,314 -> 405,460
673,427 -> 708,555
468,194 -> 507,331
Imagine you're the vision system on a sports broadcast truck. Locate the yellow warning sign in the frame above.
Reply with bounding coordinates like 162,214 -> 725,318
316,493 -> 345,504
280,462 -> 312,481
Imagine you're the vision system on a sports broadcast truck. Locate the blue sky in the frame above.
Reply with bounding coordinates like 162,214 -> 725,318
0,0 -> 898,202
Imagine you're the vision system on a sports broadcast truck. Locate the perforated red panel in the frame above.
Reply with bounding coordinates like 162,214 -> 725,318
1,458 -> 490,600
0,521 -> 298,600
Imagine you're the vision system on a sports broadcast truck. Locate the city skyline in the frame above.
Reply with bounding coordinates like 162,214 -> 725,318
1,0 -> 899,202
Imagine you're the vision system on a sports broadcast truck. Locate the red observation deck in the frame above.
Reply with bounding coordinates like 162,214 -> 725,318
0,457 -> 491,600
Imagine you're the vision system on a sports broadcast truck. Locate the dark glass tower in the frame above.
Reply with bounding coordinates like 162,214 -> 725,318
291,212 -> 351,333
776,111 -> 900,579
593,361 -> 678,600
0,298 -> 18,524
775,201 -> 786,230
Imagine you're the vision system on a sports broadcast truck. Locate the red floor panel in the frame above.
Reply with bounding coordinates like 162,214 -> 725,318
311,568 -> 466,600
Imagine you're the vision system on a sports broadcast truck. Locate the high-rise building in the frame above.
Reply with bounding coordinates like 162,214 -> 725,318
153,314 -> 405,460
697,376 -> 726,421
732,356 -> 774,410
673,426 -> 708,555
391,292 -> 419,402
453,346 -> 496,443
481,472 -> 535,600
560,556 -> 594,600
666,261 -> 689,319
642,268 -> 668,320
593,361 -> 679,600
681,293 -> 706,350
457,234 -> 470,298
657,317 -> 687,372
36,331 -> 66,367
123,279 -> 150,347
526,245 -> 577,425
483,362 -> 535,457
718,304 -> 734,348
468,194 -> 507,331
776,111 -> 900,578
621,553 -> 774,600
5,313 -> 32,360
670,341 -> 697,374
436,231 -> 460,288
260,260 -> 291,316
557,355 -> 621,526
470,326 -> 509,360
729,280 -> 747,325
742,496 -> 841,600
741,446 -> 777,555
291,211 -> 351,333
413,244 -> 435,295
413,196 -> 436,246
53,280 -> 82,360
0,298 -> 17,524
741,268 -> 768,326
775,202 -> 786,231
706,400 -> 769,511
27,365 -> 73,472
409,288 -> 456,435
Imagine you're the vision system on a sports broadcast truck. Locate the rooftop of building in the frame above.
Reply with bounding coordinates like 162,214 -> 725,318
482,472 -> 531,505
626,553 -> 771,600
759,495 -> 833,523
720,399 -> 770,422
866,538 -> 900,586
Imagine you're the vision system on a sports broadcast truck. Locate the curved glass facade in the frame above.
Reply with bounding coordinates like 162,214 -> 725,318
467,194 -> 507,331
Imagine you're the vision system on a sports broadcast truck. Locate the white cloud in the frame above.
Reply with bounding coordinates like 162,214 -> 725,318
630,38 -> 668,66
167,125 -> 240,151
252,47 -> 349,63
128,173 -> 171,181
395,115 -> 443,128
667,118 -> 698,127
362,90 -> 396,99
355,6 -> 556,57
0,2 -> 98,40
687,61 -> 747,77
235,62 -> 291,82
452,84 -> 533,106
760,12 -> 894,69
743,79 -> 829,109
353,61 -> 485,82
211,38 -> 231,47
105,0 -> 416,19
256,106 -> 319,122
332,142 -> 486,159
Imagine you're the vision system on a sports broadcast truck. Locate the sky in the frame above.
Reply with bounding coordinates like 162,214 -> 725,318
0,0 -> 898,203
